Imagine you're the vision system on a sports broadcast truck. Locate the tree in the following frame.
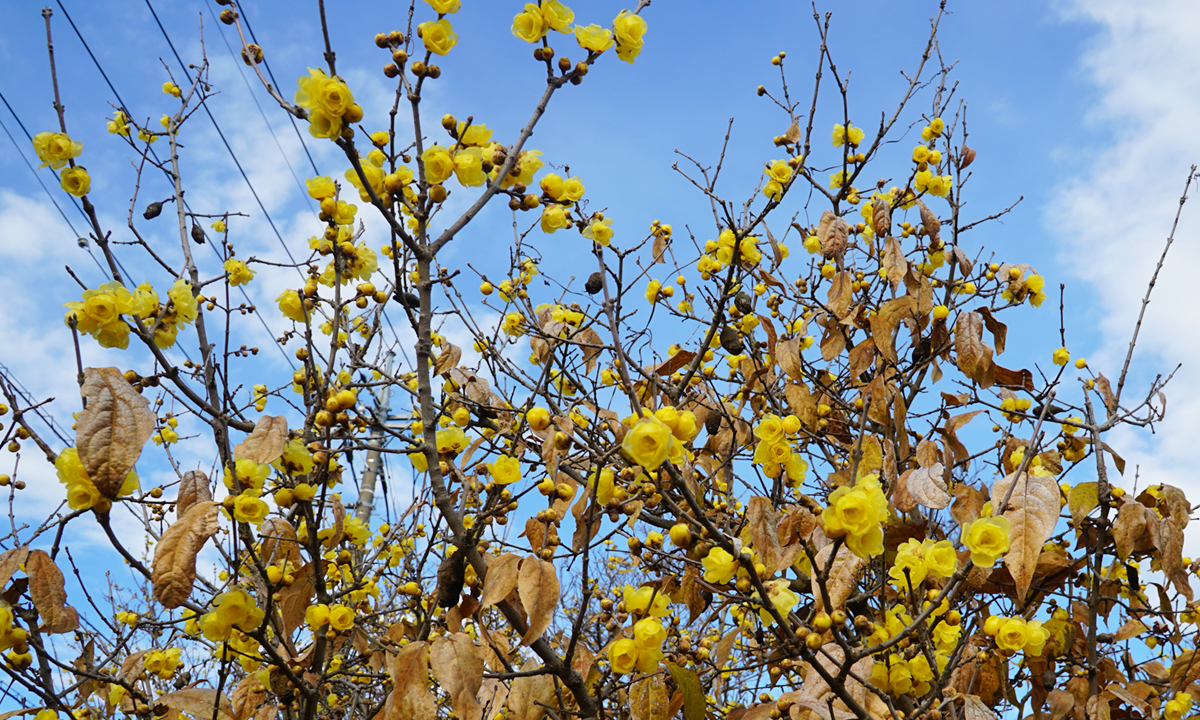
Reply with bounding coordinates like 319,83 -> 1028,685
0,2 -> 1195,720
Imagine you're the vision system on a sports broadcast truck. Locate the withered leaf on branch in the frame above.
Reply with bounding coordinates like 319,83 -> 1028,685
176,470 -> 212,518
152,501 -> 220,609
517,555 -> 559,646
75,367 -> 156,497
816,210 -> 849,263
437,551 -> 467,608
386,641 -> 437,720
811,543 -> 865,614
430,632 -> 484,720
435,341 -> 463,376
882,236 -> 907,290
233,415 -> 288,465
955,312 -> 995,389
27,549 -> 78,633
747,497 -> 782,575
991,472 -> 1059,601
907,462 -> 950,509
156,689 -> 235,720
506,658 -> 554,720
479,553 -> 521,608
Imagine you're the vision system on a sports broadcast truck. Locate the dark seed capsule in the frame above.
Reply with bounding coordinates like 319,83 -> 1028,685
585,271 -> 603,295
395,291 -> 420,308
720,325 -> 742,354
735,291 -> 753,314
190,223 -> 206,244
436,551 -> 465,608
143,201 -> 163,220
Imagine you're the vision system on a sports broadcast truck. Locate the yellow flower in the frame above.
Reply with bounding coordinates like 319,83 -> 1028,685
452,147 -> 487,187
644,279 -> 661,303
583,217 -> 613,246
1165,692 -> 1193,720
540,204 -> 572,233
995,616 -> 1029,652
541,1 -> 574,31
346,163 -> 385,201
107,112 -> 130,136
421,145 -> 454,185
328,604 -> 355,631
168,279 -> 198,324
613,10 -> 647,63
574,24 -> 614,53
418,19 -> 458,55
436,427 -> 468,454
563,176 -> 585,201
490,456 -> 522,485
701,546 -> 737,584
831,123 -> 865,148
888,538 -> 928,589
961,516 -> 1011,567
224,457 -> 270,493
1052,347 -> 1070,366
512,4 -> 547,43
608,638 -> 638,674
633,616 -> 666,649
232,491 -> 269,526
423,0 -> 460,13
821,475 -> 890,557
623,585 -> 670,617
212,588 -> 264,633
889,657 -> 913,695
305,604 -> 330,630
224,259 -> 255,287
499,149 -> 544,187
277,289 -> 309,323
162,81 -> 182,98
622,415 -> 673,469
60,167 -> 91,197
754,414 -> 786,445
923,539 -> 958,578
33,132 -> 83,169
1025,619 -> 1050,656
756,579 -> 800,624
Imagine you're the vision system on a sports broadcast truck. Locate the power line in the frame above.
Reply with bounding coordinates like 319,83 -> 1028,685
53,0 -> 297,370
235,0 -> 323,178
202,0 -> 316,212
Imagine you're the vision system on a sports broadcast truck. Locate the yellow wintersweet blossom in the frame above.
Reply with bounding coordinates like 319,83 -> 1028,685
540,204 -> 572,233
608,638 -> 638,674
923,539 -> 959,578
541,1 -> 574,31
33,132 -> 83,169
583,216 -> 613,246
231,491 -> 270,526
512,4 -> 547,43
822,474 -> 890,557
224,259 -> 255,286
423,0 -> 460,13
613,10 -> 647,64
621,415 -> 673,469
756,579 -> 800,624
60,167 -> 91,197
421,145 -> 454,185
888,538 -> 927,589
489,456 -> 522,485
623,585 -> 670,617
831,122 -> 864,148
701,546 -> 737,584
961,516 -> 1011,567
453,147 -> 487,187
162,81 -> 182,98
1053,347 -> 1070,366
418,19 -> 458,55
107,112 -> 130,136
575,24 -> 614,53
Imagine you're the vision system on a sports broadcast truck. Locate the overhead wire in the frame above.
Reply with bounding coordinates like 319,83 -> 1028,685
54,0 -> 296,370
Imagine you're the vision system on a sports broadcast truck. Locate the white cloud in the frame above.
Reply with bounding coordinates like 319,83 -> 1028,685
1049,1 -> 1200,542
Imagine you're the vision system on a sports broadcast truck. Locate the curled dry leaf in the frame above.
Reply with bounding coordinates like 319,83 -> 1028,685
991,472 -> 1060,601
962,694 -> 999,720
430,632 -> 484,720
0,546 -> 29,589
177,470 -> 211,518
27,549 -> 77,633
157,689 -> 235,720
907,463 -> 950,509
517,555 -> 559,646
479,554 -> 520,609
507,658 -> 555,720
75,367 -> 156,497
387,641 -> 437,720
152,501 -> 220,609
883,236 -> 907,290
435,341 -> 463,376
233,415 -> 288,465
955,311 -> 995,389
259,516 -> 302,570
872,195 -> 892,237
960,145 -> 977,169
816,210 -> 849,263
747,497 -> 782,575
811,543 -> 865,614
916,199 -> 941,242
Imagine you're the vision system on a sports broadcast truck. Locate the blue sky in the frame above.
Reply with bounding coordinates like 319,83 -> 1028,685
1,0 -> 1199,657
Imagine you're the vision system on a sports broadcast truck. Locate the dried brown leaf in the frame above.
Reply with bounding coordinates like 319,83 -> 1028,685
76,367 -> 156,497
907,463 -> 950,509
152,501 -> 220,609
0,547 -> 28,589
387,641 -> 437,720
629,672 -> 668,720
157,689 -> 235,720
991,472 -> 1060,601
480,554 -> 520,608
811,543 -> 865,613
177,470 -> 211,518
816,211 -> 849,263
955,312 -> 995,389
435,342 -> 462,376
747,497 -> 782,575
507,658 -> 555,720
27,549 -> 76,633
430,632 -> 484,720
517,556 -> 559,646
882,236 -> 906,289
234,416 -> 288,465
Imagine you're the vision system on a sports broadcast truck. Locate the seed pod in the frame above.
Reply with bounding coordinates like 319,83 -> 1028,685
435,551 -> 465,608
190,222 -> 206,244
585,271 -> 603,295
705,412 -> 722,436
720,325 -> 742,354
143,201 -> 163,220
394,291 -> 420,308
734,291 -> 753,314
219,9 -> 236,24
